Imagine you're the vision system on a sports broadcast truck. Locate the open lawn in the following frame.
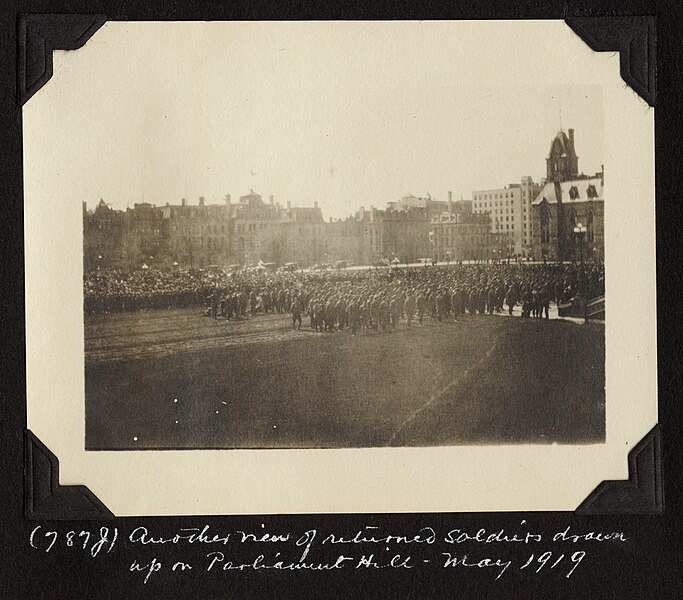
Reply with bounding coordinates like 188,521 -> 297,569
85,309 -> 605,449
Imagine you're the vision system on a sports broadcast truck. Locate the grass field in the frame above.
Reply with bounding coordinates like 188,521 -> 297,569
85,309 -> 605,449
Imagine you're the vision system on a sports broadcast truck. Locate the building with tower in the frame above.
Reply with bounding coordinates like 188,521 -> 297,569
531,128 -> 604,262
546,128 -> 579,182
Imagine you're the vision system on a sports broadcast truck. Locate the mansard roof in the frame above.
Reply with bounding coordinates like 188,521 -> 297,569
532,176 -> 603,206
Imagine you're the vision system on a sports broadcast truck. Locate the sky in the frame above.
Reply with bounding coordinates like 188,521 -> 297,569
26,21 -> 604,220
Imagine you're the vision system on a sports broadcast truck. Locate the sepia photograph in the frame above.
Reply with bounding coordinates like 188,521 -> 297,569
22,19 -> 656,515
72,24 -> 607,450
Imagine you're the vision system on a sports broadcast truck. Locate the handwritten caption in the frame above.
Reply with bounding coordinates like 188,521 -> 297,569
29,522 -> 627,584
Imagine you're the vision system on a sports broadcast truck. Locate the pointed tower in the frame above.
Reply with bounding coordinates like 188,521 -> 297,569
546,128 -> 579,182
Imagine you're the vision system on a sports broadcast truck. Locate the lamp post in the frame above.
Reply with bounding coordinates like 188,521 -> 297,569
573,223 -> 587,265
573,223 -> 588,322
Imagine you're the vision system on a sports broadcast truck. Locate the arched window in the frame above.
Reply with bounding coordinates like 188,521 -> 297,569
540,207 -> 551,244
587,210 -> 594,243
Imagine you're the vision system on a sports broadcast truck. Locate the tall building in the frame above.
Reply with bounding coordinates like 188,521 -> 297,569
471,177 -> 542,257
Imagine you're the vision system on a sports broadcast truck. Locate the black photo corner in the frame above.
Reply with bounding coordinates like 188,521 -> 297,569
1,1 -> 682,598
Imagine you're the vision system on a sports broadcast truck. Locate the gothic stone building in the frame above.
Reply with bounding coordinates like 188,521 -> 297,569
531,129 -> 605,262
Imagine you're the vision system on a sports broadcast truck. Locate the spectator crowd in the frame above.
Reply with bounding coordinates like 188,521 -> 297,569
84,263 -> 605,331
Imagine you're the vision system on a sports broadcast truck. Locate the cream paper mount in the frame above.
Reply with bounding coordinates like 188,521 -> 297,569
21,19 -> 658,517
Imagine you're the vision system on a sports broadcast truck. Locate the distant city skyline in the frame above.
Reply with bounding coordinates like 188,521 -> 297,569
29,22 -> 603,220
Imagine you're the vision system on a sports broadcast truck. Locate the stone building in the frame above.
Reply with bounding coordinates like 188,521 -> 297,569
229,191 -> 284,265
430,210 -> 503,262
83,199 -> 126,271
354,205 -> 431,265
531,174 -> 604,262
323,216 -> 364,265
161,196 -> 231,268
122,202 -> 168,268
229,191 -> 325,266
531,129 -> 604,262
279,203 -> 326,266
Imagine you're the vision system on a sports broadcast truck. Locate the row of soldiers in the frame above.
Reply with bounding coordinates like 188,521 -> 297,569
198,263 -> 601,332
286,278 -> 556,333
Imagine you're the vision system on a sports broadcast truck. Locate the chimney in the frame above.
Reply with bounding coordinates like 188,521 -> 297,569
314,201 -> 318,209
199,196 -> 205,206
181,198 -> 186,206
568,128 -> 575,149
448,191 -> 454,213
448,191 -> 452,202
269,194 -> 274,204
225,193 -> 231,205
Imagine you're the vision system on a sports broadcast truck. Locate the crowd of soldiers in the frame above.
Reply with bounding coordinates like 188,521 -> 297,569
285,263 -> 604,333
84,264 -> 605,333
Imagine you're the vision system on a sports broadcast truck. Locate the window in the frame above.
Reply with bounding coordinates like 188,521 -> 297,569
587,210 -> 595,242
569,186 -> 579,200
541,207 -> 551,244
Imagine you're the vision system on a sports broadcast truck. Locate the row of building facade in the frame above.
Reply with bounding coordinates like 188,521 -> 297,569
84,128 -> 604,271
